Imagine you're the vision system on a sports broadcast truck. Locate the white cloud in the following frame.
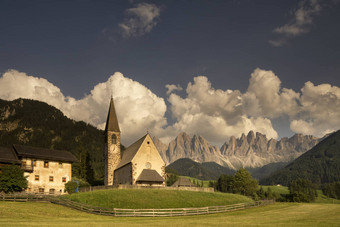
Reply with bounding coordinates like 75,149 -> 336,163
270,0 -> 324,46
243,68 -> 300,118
0,70 -> 168,146
292,81 -> 340,137
1,68 -> 340,146
167,75 -> 279,144
165,84 -> 182,95
119,3 -> 161,38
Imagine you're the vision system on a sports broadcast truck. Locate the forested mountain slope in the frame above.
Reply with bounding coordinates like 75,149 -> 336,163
261,130 -> 340,186
0,98 -> 105,181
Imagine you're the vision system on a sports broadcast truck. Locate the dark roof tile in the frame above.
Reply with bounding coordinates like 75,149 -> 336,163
0,146 -> 20,164
105,98 -> 120,133
13,144 -> 78,163
171,177 -> 196,187
136,169 -> 164,183
115,134 -> 147,169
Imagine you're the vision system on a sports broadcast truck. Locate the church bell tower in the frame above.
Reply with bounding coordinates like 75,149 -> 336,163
104,98 -> 121,186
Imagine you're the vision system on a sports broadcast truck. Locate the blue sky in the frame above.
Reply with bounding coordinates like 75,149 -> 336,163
1,0 -> 340,145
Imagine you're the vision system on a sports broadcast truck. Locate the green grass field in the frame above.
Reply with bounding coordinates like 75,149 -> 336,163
63,189 -> 253,209
261,185 -> 289,195
184,176 -> 211,187
1,201 -> 339,226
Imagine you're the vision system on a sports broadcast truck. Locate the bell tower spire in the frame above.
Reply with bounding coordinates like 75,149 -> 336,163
104,97 -> 121,186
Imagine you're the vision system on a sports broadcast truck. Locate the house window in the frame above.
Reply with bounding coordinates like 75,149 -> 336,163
59,162 -> 63,168
44,161 -> 49,168
49,188 -> 55,194
32,160 -> 36,167
39,188 -> 44,194
111,134 -> 117,144
62,177 -> 66,182
49,176 -> 54,182
35,175 -> 39,181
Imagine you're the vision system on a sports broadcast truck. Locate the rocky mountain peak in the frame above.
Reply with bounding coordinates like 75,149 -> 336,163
156,130 -> 320,169
247,130 -> 255,144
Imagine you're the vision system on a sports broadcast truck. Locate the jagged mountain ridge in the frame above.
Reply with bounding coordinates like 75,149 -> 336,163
154,131 -> 320,170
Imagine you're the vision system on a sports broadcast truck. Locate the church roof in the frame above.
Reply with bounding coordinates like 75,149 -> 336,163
136,169 -> 164,183
13,144 -> 78,163
105,98 -> 120,133
115,134 -> 147,169
0,146 -> 20,164
171,177 -> 196,187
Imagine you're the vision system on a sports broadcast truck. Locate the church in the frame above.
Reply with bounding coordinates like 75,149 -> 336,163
104,98 -> 166,186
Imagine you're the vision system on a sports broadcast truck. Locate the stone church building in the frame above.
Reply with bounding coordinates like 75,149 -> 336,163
104,98 -> 166,186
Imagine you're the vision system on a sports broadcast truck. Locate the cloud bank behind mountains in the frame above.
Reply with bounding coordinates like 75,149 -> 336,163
1,69 -> 340,145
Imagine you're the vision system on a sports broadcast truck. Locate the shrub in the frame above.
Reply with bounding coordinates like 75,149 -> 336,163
65,181 -> 78,194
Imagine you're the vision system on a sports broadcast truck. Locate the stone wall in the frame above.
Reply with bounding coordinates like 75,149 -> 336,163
23,158 -> 71,194
105,131 -> 121,186
132,135 -> 166,186
114,163 -> 132,185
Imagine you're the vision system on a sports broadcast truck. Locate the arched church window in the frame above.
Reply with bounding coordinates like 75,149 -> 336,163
111,134 -> 117,144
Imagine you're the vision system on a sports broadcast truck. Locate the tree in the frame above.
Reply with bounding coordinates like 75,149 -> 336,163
322,182 -> 340,199
265,187 -> 273,199
216,174 -> 235,193
166,173 -> 179,186
288,178 -> 318,202
0,165 -> 28,193
216,169 -> 258,197
257,186 -> 265,199
73,149 -> 94,185
208,181 -> 216,188
65,181 -> 78,194
233,168 -> 258,196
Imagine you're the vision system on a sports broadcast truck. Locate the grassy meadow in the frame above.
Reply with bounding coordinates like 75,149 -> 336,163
1,201 -> 340,226
183,176 -> 211,187
63,189 -> 253,209
261,185 -> 289,195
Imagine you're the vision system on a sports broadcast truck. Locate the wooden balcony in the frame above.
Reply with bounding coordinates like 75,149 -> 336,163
21,164 -> 33,172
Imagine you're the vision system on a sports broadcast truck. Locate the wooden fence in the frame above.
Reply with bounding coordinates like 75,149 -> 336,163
0,193 -> 274,217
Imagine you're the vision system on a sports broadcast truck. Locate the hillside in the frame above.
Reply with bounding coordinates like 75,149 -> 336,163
247,162 -> 288,180
261,130 -> 340,186
0,98 -> 105,181
64,189 -> 253,209
166,158 -> 235,180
